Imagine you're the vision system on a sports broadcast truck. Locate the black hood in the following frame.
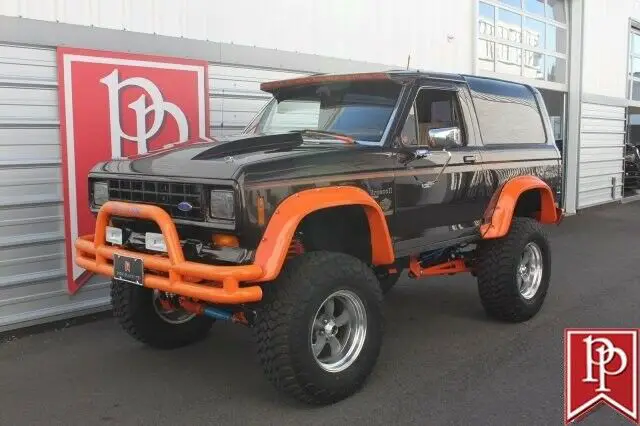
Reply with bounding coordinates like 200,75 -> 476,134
90,132 -> 357,182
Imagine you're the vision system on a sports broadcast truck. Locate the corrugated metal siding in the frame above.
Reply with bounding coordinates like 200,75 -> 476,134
208,65 -> 306,137
0,42 -> 309,332
0,43 -> 112,333
577,102 -> 626,208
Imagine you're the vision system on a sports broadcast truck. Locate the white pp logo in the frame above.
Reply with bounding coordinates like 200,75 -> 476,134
582,335 -> 629,393
100,69 -> 189,158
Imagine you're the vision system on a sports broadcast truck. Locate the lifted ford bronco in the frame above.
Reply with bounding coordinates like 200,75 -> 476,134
76,70 -> 563,405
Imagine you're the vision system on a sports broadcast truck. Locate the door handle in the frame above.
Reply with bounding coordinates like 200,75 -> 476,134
463,155 -> 477,164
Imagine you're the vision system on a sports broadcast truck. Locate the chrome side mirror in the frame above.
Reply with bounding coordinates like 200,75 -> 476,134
427,127 -> 462,149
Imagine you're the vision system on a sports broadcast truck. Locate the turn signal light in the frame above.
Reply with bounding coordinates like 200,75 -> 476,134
212,234 -> 239,248
257,195 -> 265,226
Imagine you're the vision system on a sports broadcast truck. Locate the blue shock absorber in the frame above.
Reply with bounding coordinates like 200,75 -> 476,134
202,306 -> 233,321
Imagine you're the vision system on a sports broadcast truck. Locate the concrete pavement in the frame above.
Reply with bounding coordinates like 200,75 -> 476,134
1,202 -> 640,425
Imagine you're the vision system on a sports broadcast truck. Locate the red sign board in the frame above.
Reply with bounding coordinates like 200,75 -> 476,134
56,47 -> 211,293
565,329 -> 639,423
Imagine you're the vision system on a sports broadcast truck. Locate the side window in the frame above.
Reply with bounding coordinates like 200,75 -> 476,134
399,105 -> 418,146
465,77 -> 547,145
398,89 -> 467,148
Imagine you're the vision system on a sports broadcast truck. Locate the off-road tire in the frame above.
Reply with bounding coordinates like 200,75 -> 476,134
379,270 -> 402,294
475,217 -> 551,322
110,280 -> 214,349
254,251 -> 383,405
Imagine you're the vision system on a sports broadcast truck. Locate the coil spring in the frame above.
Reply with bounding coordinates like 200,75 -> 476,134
287,238 -> 305,259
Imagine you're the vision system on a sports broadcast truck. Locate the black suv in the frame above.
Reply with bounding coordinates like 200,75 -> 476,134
75,70 -> 563,405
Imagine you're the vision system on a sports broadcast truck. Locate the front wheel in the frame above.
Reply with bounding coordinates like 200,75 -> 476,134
110,280 -> 214,349
475,217 -> 551,322
254,252 -> 383,405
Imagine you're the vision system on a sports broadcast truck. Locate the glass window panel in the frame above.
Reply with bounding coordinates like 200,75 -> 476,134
546,56 -> 567,82
632,33 -> 640,56
399,105 -> 418,146
479,2 -> 495,37
499,0 -> 522,9
524,17 -> 545,49
524,0 -> 545,17
478,39 -> 495,71
632,80 -> 640,101
545,0 -> 566,23
496,8 -> 522,43
523,50 -> 544,80
632,57 -> 640,78
546,25 -> 567,54
467,77 -> 547,144
495,43 -> 522,75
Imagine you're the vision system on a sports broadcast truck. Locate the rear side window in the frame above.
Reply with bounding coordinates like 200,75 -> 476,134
465,77 -> 547,145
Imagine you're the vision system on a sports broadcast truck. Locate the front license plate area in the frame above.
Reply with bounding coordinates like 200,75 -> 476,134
113,254 -> 144,286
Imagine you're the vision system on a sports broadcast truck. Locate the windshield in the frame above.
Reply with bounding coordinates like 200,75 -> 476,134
245,80 -> 403,143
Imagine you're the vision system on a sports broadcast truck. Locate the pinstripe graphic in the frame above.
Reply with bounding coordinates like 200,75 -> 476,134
245,159 -> 559,190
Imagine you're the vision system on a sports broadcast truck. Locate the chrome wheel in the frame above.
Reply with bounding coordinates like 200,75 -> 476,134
152,290 -> 196,325
310,290 -> 367,373
517,242 -> 544,300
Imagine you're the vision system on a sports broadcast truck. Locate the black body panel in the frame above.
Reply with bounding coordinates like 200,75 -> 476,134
88,70 -> 562,261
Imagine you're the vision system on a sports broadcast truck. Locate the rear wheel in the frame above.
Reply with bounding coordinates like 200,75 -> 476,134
475,217 -> 551,322
110,280 -> 214,349
254,251 -> 383,405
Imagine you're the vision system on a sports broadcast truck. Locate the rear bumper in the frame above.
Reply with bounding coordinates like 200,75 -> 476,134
74,201 -> 263,304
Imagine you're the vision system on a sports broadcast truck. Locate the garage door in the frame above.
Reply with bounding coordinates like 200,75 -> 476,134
577,102 -> 626,208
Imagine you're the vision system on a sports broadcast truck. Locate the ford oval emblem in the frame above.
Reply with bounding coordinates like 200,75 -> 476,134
177,201 -> 193,212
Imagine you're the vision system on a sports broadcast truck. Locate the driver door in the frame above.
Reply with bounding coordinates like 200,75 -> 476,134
392,83 -> 486,257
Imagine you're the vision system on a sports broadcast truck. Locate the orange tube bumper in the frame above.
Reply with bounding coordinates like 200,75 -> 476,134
74,201 -> 263,304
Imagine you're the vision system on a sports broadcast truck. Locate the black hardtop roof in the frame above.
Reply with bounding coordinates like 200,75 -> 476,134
260,69 -> 537,93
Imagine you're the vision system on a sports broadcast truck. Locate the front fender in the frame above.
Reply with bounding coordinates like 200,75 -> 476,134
253,186 -> 395,281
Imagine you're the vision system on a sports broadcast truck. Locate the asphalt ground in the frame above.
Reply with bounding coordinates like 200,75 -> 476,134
1,202 -> 640,426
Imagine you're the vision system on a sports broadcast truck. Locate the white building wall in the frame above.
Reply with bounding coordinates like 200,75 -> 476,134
0,0 -> 475,74
575,0 -> 636,208
582,0 -> 640,98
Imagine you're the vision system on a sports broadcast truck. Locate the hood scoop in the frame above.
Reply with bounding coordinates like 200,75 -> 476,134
192,132 -> 303,160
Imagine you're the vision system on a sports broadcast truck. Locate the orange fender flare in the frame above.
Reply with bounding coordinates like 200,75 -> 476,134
253,186 -> 395,281
480,176 -> 562,239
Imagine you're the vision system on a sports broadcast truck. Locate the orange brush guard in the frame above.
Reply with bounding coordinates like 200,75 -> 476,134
74,201 -> 263,304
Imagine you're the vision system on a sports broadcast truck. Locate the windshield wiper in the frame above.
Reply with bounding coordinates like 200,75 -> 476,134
292,129 -> 355,144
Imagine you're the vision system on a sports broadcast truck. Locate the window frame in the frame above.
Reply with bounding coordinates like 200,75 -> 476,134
397,86 -> 469,149
477,0 -> 569,84
628,26 -> 640,101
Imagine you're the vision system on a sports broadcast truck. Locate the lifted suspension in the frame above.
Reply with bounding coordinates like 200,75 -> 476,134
158,292 -> 257,326
408,246 -> 473,279
181,298 -> 257,326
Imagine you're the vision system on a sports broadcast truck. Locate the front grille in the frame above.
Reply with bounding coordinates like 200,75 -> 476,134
107,179 -> 205,221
